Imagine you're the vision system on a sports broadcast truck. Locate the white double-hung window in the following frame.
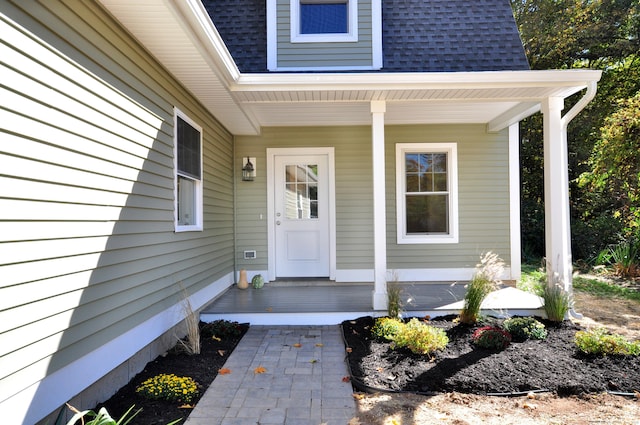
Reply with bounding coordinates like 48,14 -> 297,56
291,0 -> 358,42
174,108 -> 203,232
396,143 -> 459,244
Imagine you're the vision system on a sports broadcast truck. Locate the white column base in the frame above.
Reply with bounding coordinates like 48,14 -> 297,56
372,289 -> 388,311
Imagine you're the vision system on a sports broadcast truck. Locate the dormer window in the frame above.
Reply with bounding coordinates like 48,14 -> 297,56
300,1 -> 348,34
291,0 -> 358,43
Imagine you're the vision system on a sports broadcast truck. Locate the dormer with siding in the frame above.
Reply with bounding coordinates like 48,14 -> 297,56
204,0 -> 529,73
268,0 -> 382,71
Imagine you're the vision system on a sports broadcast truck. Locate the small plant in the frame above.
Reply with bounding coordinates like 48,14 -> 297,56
201,319 -> 243,339
472,326 -> 512,350
503,317 -> 547,342
609,240 -> 639,278
371,317 -> 404,341
176,284 -> 200,355
595,238 -> 640,278
387,282 -> 403,319
135,373 -> 199,404
460,252 -> 504,324
574,328 -> 640,356
392,318 -> 449,355
63,404 -> 145,425
542,281 -> 572,322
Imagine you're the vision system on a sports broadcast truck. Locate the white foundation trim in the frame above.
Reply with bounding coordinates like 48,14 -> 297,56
7,273 -> 233,425
335,269 -> 375,282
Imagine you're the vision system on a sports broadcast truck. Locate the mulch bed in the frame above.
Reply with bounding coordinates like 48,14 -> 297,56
88,322 -> 248,425
342,316 -> 640,396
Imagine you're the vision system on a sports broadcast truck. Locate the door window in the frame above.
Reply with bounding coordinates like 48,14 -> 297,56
285,164 -> 319,219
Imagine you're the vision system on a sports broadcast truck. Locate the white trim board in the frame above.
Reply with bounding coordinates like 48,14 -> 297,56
333,268 -> 517,283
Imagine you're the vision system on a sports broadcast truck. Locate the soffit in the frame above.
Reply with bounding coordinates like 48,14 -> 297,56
97,0 -> 260,135
98,1 -> 601,135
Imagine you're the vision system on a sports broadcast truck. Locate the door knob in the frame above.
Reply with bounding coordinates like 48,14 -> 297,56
276,220 -> 281,225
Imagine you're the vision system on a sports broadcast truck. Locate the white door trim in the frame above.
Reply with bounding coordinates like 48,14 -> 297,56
267,147 -> 336,281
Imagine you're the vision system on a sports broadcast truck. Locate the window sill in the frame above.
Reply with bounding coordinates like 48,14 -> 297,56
175,225 -> 203,233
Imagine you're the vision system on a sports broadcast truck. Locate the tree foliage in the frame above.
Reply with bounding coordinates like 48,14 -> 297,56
579,91 -> 640,234
511,0 -> 640,260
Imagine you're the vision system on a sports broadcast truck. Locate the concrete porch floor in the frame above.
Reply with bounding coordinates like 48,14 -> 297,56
200,281 -> 545,325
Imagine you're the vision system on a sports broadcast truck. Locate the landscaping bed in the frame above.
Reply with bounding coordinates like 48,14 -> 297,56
342,315 -> 640,396
88,321 -> 248,425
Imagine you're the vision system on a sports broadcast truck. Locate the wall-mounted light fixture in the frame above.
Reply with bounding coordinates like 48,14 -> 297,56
242,157 -> 256,181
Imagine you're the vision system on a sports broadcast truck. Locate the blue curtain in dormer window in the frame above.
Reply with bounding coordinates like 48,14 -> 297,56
300,3 -> 347,34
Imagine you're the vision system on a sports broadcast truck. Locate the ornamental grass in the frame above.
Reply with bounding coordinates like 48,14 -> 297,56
460,252 -> 505,324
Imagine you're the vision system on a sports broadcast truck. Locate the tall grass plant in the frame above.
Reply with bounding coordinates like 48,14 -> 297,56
460,252 -> 504,324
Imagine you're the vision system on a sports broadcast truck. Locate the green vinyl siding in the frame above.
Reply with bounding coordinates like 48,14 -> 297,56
234,124 -> 511,274
235,126 -> 374,270
386,125 -> 512,268
0,0 -> 233,409
276,0 -> 374,69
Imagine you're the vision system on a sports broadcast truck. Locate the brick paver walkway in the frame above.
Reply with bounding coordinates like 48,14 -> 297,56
185,326 -> 356,425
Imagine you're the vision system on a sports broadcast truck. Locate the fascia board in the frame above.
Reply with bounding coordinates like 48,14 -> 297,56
173,0 -> 241,84
232,70 -> 602,92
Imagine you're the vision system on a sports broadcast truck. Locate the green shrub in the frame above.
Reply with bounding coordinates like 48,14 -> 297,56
472,326 -> 512,350
542,282 -> 572,322
503,317 -> 547,342
372,317 -> 404,341
574,328 -> 640,356
135,374 -> 199,404
460,252 -> 504,324
201,319 -> 243,339
392,318 -> 449,355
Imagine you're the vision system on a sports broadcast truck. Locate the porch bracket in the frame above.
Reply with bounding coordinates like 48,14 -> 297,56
371,100 -> 388,310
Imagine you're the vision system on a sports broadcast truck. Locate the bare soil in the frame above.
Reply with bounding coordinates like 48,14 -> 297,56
347,290 -> 640,425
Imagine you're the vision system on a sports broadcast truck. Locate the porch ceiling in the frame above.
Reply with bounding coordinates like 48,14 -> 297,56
98,0 -> 602,136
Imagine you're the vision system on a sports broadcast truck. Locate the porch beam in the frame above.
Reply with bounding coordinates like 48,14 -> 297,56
542,97 -> 572,290
371,100 -> 387,310
487,102 -> 540,133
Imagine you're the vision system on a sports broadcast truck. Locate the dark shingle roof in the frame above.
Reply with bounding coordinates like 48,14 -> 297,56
201,0 -> 268,73
382,0 -> 530,71
203,0 -> 529,73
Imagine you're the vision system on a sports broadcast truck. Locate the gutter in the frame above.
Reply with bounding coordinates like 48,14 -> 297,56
559,80 -> 598,320
561,80 -> 598,128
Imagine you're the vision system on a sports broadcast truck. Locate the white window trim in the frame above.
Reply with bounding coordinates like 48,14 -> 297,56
290,0 -> 358,43
174,107 -> 203,232
395,143 -> 459,244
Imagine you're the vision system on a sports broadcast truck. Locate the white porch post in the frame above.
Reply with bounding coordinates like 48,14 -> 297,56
371,100 -> 387,310
508,123 -> 522,280
542,97 -> 573,290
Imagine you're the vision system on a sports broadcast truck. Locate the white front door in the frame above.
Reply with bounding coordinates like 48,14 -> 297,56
273,153 -> 331,277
